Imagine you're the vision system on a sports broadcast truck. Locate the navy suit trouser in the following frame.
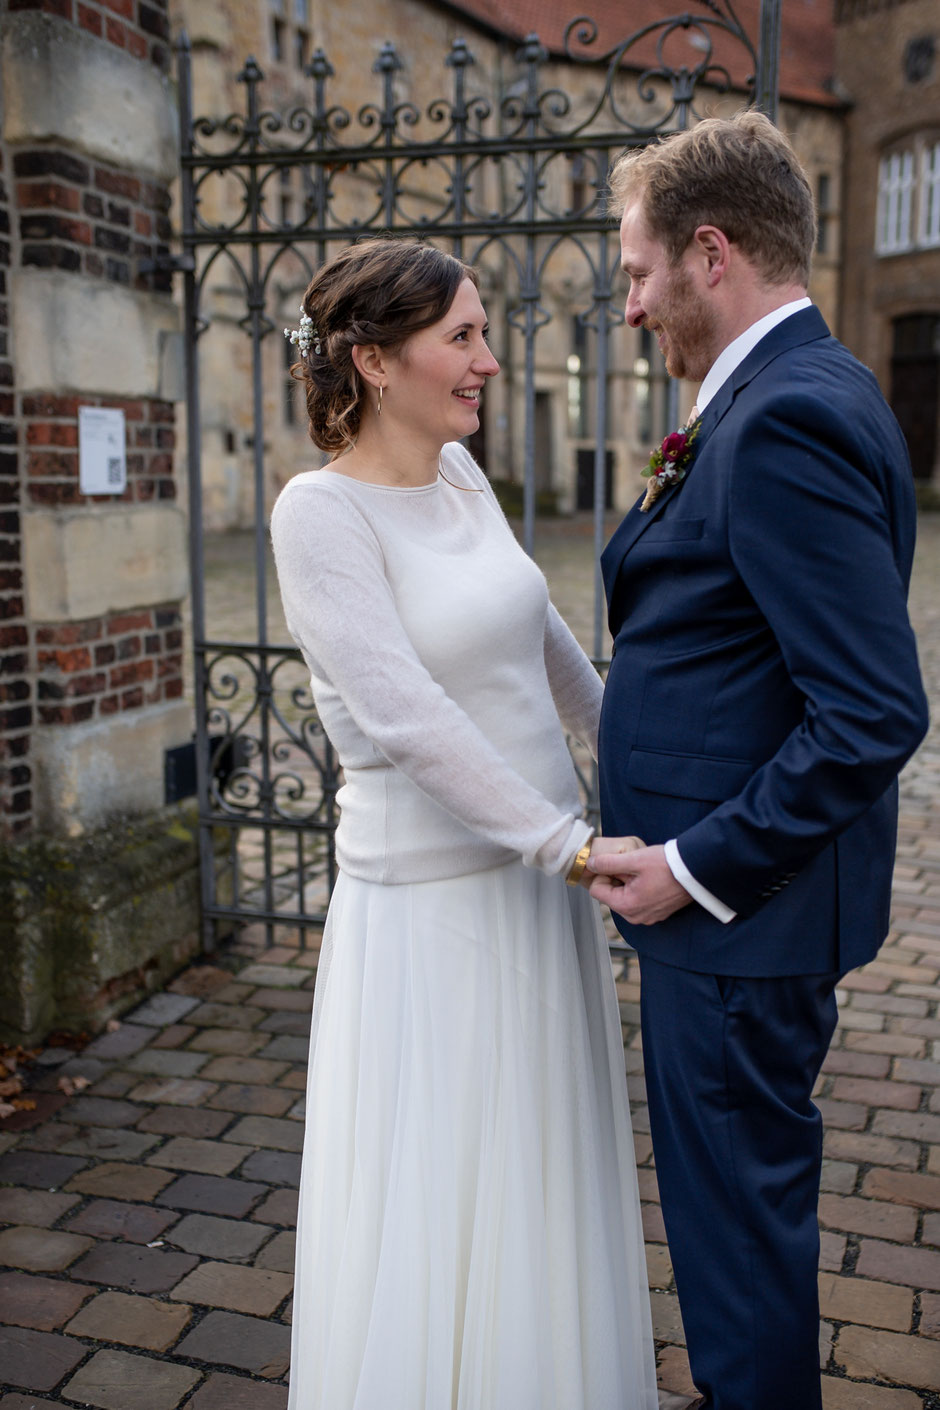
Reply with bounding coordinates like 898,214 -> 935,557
637,953 -> 841,1410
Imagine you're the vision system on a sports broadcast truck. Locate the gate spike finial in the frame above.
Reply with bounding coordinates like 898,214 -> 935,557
237,55 -> 264,85
517,32 -> 547,66
446,36 -> 475,69
306,47 -> 334,80
373,41 -> 403,74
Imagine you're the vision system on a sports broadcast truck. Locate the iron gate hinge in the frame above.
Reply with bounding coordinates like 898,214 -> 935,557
138,252 -> 196,276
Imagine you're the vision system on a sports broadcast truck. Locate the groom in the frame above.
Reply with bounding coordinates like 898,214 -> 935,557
590,112 -> 928,1410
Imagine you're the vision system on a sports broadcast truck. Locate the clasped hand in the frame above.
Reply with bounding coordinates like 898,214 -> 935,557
577,836 -> 692,926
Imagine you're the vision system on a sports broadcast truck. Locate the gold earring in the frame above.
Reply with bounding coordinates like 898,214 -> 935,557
377,385 -> 384,416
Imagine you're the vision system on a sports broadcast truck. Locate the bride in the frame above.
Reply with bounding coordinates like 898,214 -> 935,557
271,237 -> 657,1410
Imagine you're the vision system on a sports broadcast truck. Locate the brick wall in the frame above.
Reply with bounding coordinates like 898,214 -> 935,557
36,604 -> 183,726
23,394 -> 176,507
9,0 -> 171,70
15,152 -> 172,293
1,2 -> 182,841
0,144 -> 29,835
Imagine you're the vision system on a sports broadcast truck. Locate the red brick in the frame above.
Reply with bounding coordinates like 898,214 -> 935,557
894,1056 -> 940,1085
829,1076 -> 922,1110
823,1129 -> 919,1168
110,660 -> 153,687
873,1109 -> 940,1142
815,1097 -> 868,1129
105,15 -> 127,46
127,29 -> 148,60
107,610 -> 151,634
16,181 -> 81,213
834,1323 -> 940,1390
37,645 -> 92,673
27,449 -> 77,477
817,1192 -> 917,1241
862,1167 -> 940,1208
817,1271 -> 913,1332
839,969 -> 892,993
898,1017 -> 940,1040
819,1230 -> 846,1272
823,1049 -> 891,1079
35,620 -> 102,645
95,168 -> 141,202
25,423 -> 78,449
920,1291 -> 940,1339
855,1239 -> 940,1291
77,1 -> 102,34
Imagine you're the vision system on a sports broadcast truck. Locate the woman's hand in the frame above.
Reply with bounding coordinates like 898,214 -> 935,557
574,834 -> 645,889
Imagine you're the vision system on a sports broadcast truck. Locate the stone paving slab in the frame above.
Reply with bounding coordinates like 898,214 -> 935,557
65,1290 -> 193,1351
0,518 -> 936,1409
63,1348 -> 201,1410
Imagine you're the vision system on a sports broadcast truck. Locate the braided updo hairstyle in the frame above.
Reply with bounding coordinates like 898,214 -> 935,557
290,238 -> 478,456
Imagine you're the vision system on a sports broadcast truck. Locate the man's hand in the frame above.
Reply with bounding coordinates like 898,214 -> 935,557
587,843 -> 693,924
573,833 -> 644,889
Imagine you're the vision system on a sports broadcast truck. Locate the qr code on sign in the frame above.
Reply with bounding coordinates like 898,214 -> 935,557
107,456 -> 123,485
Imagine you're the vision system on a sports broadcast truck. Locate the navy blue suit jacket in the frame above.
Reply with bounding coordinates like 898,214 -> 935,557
599,307 -> 929,976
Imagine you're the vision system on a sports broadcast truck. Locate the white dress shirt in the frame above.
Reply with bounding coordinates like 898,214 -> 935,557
663,298 -> 812,922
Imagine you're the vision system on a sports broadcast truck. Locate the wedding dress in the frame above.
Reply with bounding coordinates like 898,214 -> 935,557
270,442 -> 657,1410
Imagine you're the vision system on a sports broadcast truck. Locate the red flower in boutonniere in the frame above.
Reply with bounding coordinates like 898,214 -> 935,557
640,417 -> 701,512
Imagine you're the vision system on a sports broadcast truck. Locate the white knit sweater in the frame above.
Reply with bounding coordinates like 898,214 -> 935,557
270,442 -> 602,883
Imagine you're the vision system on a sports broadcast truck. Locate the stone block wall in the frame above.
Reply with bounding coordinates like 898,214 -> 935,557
0,1 -> 204,1044
10,0 -> 172,68
0,146 -> 25,832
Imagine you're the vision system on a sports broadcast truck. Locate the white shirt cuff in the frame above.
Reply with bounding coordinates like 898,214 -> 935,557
665,838 -> 737,924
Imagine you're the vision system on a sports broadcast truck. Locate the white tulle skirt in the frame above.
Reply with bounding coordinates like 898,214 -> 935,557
287,861 -> 657,1410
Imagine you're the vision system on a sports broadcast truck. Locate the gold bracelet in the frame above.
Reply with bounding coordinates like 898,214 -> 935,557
565,842 -> 592,887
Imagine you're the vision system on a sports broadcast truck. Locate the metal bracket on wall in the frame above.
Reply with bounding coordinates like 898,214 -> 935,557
138,252 -> 196,277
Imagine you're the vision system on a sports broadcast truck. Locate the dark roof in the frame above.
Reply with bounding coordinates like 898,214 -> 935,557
439,0 -> 838,108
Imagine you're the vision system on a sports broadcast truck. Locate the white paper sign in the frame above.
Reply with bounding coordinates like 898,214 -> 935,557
79,407 -> 127,495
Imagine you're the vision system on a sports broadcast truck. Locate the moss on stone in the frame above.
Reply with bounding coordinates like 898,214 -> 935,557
0,801 -> 204,1045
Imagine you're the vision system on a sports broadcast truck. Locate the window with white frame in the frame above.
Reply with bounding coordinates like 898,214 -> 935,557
921,141 -> 940,248
877,150 -> 915,254
877,135 -> 940,256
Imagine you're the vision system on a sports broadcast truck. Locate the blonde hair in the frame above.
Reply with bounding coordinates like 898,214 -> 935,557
290,238 -> 478,455
608,111 -> 816,286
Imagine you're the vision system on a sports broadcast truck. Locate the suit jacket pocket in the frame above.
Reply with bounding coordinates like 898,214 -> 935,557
627,747 -> 754,802
637,517 -> 706,542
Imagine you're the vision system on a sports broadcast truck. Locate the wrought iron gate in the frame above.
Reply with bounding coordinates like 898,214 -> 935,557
176,3 -> 779,946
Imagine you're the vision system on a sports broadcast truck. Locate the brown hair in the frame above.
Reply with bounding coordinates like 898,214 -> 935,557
608,111 -> 817,286
290,238 -> 477,455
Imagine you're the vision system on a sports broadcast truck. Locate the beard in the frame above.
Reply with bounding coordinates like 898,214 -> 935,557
651,264 -> 718,383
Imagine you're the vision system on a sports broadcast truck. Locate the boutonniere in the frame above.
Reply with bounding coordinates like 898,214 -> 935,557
640,418 -> 701,512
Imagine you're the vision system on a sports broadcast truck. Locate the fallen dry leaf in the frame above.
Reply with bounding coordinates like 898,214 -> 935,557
0,1102 -> 16,1120
11,1096 -> 36,1112
56,1074 -> 91,1097
105,1019 -> 122,1033
0,1076 -> 23,1099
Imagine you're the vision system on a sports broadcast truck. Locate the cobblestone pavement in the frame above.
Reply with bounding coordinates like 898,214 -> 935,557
1,515 -> 938,1409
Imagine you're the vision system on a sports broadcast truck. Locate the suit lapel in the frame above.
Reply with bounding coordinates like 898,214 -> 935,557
603,306 -> 832,631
